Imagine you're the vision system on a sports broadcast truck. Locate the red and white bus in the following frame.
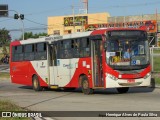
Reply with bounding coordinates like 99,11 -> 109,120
10,28 -> 151,94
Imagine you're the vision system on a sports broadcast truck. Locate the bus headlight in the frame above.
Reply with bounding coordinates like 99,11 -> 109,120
107,74 -> 118,80
144,72 -> 151,79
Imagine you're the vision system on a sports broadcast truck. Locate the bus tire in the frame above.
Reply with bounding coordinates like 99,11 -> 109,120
116,87 -> 129,94
32,75 -> 43,91
81,76 -> 93,95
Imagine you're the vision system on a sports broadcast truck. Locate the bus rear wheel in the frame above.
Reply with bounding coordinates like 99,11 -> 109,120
116,87 -> 129,94
32,75 -> 43,91
81,76 -> 93,95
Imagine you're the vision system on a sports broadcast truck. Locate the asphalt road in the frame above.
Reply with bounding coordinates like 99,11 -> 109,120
0,79 -> 160,120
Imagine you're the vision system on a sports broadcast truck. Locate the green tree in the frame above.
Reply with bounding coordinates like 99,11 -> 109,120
0,28 -> 11,46
2,45 -> 8,55
24,32 -> 33,40
20,32 -> 47,40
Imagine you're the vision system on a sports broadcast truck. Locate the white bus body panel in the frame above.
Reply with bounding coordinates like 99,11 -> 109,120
49,58 -> 79,87
106,75 -> 151,88
56,59 -> 70,87
70,58 -> 79,81
31,60 -> 49,83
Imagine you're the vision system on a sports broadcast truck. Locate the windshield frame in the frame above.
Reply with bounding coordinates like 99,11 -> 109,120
105,31 -> 150,70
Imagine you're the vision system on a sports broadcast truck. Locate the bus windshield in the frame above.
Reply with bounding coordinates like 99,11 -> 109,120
106,37 -> 150,70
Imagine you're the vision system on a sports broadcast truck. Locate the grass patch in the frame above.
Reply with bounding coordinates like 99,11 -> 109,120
152,73 -> 160,85
0,53 -> 3,59
153,49 -> 160,54
153,56 -> 160,72
0,100 -> 22,111
0,100 -> 29,120
0,72 -> 10,79
155,77 -> 160,85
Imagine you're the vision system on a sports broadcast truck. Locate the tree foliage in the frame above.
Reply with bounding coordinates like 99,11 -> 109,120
2,45 -> 8,55
20,32 -> 47,40
0,28 -> 11,46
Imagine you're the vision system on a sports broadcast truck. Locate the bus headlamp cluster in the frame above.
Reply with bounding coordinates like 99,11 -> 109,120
107,74 -> 118,80
144,72 -> 151,79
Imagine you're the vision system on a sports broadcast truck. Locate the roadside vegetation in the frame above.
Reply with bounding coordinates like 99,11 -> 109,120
155,78 -> 160,85
152,73 -> 160,85
0,100 -> 22,111
151,48 -> 160,71
0,46 -> 10,65
0,100 -> 29,120
0,72 -> 10,79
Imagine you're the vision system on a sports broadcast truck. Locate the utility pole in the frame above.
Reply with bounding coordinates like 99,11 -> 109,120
81,16 -> 84,32
72,4 -> 75,33
155,8 -> 158,46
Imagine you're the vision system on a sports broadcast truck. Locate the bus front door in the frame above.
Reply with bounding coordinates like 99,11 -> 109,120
92,40 -> 104,87
49,44 -> 71,87
49,44 -> 58,86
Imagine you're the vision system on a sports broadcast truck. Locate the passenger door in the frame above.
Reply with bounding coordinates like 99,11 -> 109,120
49,44 -> 58,85
52,41 -> 71,87
91,38 -> 104,87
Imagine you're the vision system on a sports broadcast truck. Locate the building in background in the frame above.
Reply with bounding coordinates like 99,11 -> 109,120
85,13 -> 160,46
108,14 -> 160,46
47,12 -> 110,35
48,13 -> 160,46
108,14 -> 160,31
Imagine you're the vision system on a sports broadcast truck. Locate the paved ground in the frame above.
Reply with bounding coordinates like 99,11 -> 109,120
0,64 -> 9,72
0,79 -> 160,120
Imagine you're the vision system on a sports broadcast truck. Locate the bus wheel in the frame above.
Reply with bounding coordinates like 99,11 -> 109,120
32,75 -> 43,91
81,76 -> 93,95
116,87 -> 129,94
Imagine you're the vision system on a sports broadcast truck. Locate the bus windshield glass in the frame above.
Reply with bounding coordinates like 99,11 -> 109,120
106,32 -> 149,70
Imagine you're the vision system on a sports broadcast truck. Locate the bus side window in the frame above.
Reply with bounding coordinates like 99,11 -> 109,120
35,43 -> 47,60
56,42 -> 61,59
24,44 -> 35,61
86,38 -> 90,56
64,40 -> 72,58
60,41 -> 64,59
57,41 -> 65,59
73,39 -> 80,58
12,46 -> 15,61
80,37 -> 90,57
12,45 -> 23,62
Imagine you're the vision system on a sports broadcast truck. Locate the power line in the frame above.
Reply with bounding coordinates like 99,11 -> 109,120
89,1 -> 160,10
24,17 -> 66,28
8,27 -> 47,32
24,18 -> 48,26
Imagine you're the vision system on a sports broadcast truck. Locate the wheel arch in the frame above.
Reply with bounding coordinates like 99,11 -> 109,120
32,74 -> 43,91
78,74 -> 86,87
31,74 -> 48,87
32,74 -> 38,82
78,73 -> 93,88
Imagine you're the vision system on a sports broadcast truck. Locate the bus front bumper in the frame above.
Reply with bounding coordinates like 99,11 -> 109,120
105,73 -> 151,88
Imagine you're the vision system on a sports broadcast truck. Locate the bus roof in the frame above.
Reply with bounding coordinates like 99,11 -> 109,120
11,28 -> 146,46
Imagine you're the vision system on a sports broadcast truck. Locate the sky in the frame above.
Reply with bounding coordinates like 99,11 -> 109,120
0,0 -> 160,40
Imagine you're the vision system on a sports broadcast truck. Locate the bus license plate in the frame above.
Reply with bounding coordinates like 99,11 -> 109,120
127,79 -> 135,83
